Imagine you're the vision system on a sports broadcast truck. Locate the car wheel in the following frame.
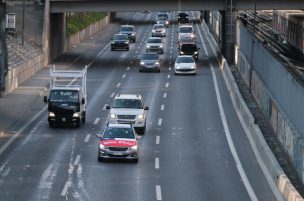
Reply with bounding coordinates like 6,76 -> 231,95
98,156 -> 103,162
157,69 -> 161,73
111,47 -> 114,51
133,158 -> 138,163
49,122 -> 55,128
82,111 -> 86,123
75,118 -> 81,128
126,47 -> 129,51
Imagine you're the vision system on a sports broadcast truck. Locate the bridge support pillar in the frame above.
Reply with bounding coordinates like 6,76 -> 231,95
109,12 -> 116,22
0,3 -> 8,96
222,0 -> 237,64
50,13 -> 66,61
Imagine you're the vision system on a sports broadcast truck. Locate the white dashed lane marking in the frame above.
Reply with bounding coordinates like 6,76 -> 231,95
73,155 -> 81,166
155,157 -> 159,169
165,83 -> 169,88
167,74 -> 171,79
84,134 -> 91,143
156,136 -> 160,144
156,185 -> 162,200
93,118 -> 100,125
127,67 -> 130,71
61,181 -> 71,196
116,83 -> 121,88
163,93 -> 167,98
122,74 -> 126,78
110,93 -> 115,98
158,118 -> 162,126
161,105 -> 164,111
102,104 -> 107,110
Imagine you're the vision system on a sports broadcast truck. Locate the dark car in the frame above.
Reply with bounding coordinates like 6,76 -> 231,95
111,34 -> 129,51
96,123 -> 139,162
179,43 -> 200,61
178,12 -> 189,23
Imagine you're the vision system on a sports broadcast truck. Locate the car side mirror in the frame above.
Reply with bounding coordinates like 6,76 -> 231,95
43,96 -> 48,103
198,47 -> 200,50
144,106 -> 149,110
81,97 -> 85,104
106,105 -> 111,109
96,134 -> 102,138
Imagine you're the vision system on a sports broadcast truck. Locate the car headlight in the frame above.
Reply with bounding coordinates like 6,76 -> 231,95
111,41 -> 115,44
73,112 -> 80,117
194,51 -> 198,55
140,61 -> 145,65
48,112 -> 55,117
125,41 -> 129,44
131,33 -> 135,36
155,62 -> 160,65
157,21 -> 160,24
191,34 -> 195,38
165,21 -> 169,24
99,144 -> 107,150
159,44 -> 163,48
180,51 -> 184,54
129,145 -> 138,151
191,65 -> 196,69
146,45 -> 150,48
175,65 -> 180,69
137,114 -> 144,120
110,114 -> 116,119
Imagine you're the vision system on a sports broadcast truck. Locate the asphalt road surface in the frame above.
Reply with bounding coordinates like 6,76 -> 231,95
0,11 -> 279,201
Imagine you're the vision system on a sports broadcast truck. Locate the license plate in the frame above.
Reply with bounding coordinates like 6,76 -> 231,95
113,152 -> 123,156
62,118 -> 66,122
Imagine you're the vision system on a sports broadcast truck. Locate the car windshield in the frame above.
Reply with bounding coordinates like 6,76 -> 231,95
142,53 -> 158,60
49,90 -> 79,102
103,127 -> 135,139
158,14 -> 168,20
120,26 -> 134,32
179,27 -> 193,33
112,99 -> 143,109
114,34 -> 127,40
153,24 -> 164,29
148,38 -> 162,43
181,44 -> 197,51
176,56 -> 194,63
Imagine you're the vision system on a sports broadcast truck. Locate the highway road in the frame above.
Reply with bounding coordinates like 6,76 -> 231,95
0,11 -> 279,201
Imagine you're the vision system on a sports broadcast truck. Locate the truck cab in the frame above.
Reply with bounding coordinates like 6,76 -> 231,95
44,66 -> 87,128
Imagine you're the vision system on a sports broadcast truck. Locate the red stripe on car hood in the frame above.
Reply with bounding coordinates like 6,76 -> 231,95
100,139 -> 137,147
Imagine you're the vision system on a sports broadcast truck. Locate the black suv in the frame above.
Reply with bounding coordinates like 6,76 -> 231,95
177,12 -> 189,23
111,34 -> 129,51
179,43 -> 200,61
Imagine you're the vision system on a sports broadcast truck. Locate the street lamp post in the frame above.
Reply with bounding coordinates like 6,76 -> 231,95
22,0 -> 25,45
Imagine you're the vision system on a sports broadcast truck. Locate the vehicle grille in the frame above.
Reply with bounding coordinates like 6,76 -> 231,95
178,69 -> 194,72
117,115 -> 136,119
108,147 -> 128,151
117,120 -> 136,124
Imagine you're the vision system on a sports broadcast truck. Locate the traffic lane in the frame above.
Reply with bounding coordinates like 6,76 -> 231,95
0,15 -> 149,201
156,60 -> 251,201
199,22 -> 278,201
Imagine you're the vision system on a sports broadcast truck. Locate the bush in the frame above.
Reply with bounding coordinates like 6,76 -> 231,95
66,12 -> 107,37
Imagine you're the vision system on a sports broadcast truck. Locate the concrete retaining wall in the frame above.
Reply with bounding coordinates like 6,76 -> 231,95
203,21 -> 304,201
65,15 -> 109,51
4,53 -> 45,95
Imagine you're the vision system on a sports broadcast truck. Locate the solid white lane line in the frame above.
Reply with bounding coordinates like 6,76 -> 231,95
102,104 -> 107,110
158,118 -> 162,126
122,74 -> 126,78
61,181 -> 71,196
156,185 -> 162,200
116,83 -> 121,88
110,93 -> 115,98
93,118 -> 100,125
163,93 -> 167,98
155,157 -> 159,169
165,83 -> 169,88
84,134 -> 91,143
73,155 -> 81,166
161,105 -> 165,111
156,136 -> 160,144
197,22 -> 258,201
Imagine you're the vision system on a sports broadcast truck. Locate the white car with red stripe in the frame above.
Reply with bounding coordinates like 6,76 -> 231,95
96,124 -> 139,162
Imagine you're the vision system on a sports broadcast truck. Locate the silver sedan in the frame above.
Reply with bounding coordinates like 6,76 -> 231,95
174,55 -> 196,75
